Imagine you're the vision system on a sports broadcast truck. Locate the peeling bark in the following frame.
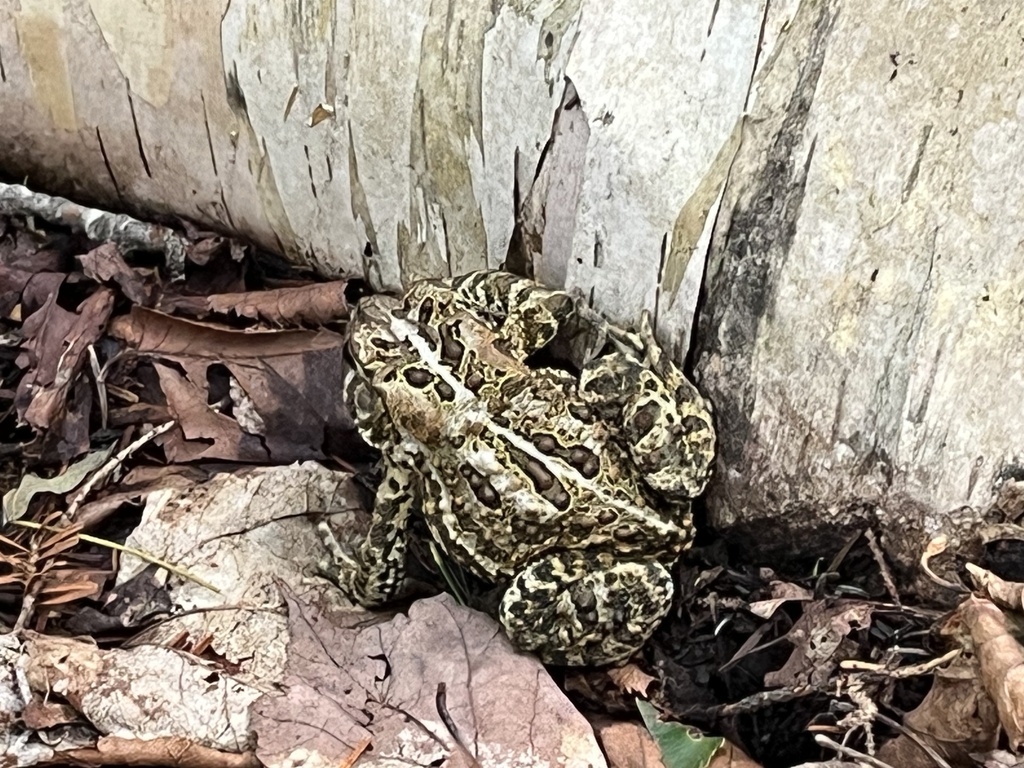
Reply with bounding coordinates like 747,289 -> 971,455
695,0 -> 1024,584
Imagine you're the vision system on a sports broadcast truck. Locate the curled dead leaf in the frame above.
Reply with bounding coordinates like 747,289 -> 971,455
961,596 -> 1024,750
967,563 -> 1024,610
15,287 -> 115,455
161,280 -> 350,326
875,650 -> 998,767
78,243 -> 154,306
607,663 -> 658,697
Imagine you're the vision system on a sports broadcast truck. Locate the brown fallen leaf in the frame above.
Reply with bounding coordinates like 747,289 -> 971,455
153,361 -> 267,463
764,600 -> 874,689
252,588 -> 605,767
968,563 -> 1024,610
747,580 -> 814,619
78,242 -> 154,306
590,716 -> 666,768
709,740 -> 762,767
21,698 -> 81,730
875,649 -> 998,768
15,286 -> 114,455
608,663 -> 658,697
161,280 -> 350,326
63,736 -> 261,768
108,307 -> 350,462
961,596 -> 1024,750
185,235 -> 230,266
21,633 -> 259,752
0,232 -> 69,318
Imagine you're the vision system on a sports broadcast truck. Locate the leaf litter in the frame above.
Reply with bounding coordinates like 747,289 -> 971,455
2,185 -> 1024,767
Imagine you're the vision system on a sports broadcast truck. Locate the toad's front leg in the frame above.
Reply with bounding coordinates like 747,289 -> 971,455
318,460 -> 416,606
498,551 -> 675,666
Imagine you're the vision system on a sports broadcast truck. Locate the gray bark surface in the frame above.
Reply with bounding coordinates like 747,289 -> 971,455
2,0 -> 1015,583
696,0 -> 1022,578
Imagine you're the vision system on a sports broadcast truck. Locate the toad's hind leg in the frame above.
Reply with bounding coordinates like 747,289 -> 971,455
581,312 -> 716,500
318,463 -> 415,606
498,553 -> 675,666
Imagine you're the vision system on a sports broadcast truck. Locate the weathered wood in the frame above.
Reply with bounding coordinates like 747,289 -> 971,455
0,0 -> 763,355
695,0 -> 1022,579
10,0 -> 1006,585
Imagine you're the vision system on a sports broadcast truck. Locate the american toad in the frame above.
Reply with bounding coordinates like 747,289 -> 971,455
320,271 -> 715,665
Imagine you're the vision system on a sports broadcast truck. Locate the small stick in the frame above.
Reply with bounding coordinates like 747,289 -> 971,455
0,182 -> 188,277
338,737 -> 372,768
87,345 -> 109,430
66,421 -> 175,519
814,734 -> 896,768
864,529 -> 900,607
12,578 -> 42,633
436,682 -> 462,743
841,648 -> 961,678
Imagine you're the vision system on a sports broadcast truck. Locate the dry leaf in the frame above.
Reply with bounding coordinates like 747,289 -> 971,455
590,716 -> 666,768
109,307 -> 350,462
0,235 -> 67,318
748,580 -> 813,619
161,281 -> 350,326
962,596 -> 1024,750
764,600 -> 874,688
876,649 -> 998,767
608,663 -> 658,696
252,588 -> 605,767
21,633 -> 259,752
64,736 -> 261,768
15,286 -> 114,456
968,563 -> 1024,610
78,242 -> 154,306
21,699 -> 81,729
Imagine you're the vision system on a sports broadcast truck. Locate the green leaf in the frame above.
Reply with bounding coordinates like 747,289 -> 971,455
637,698 -> 723,768
3,444 -> 116,523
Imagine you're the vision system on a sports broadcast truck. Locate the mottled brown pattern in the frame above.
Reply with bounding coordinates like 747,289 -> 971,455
322,270 -> 716,665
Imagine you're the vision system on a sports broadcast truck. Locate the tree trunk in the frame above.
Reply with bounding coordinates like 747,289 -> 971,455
0,0 -> 762,354
4,0 -> 1012,588
695,0 -> 1024,588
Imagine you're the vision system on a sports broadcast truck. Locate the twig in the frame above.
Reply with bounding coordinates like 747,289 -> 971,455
12,578 -> 43,633
842,680 -> 878,756
87,345 -> 109,430
338,737 -> 372,768
864,529 -> 901,607
66,421 -> 175,519
872,710 -> 953,768
841,648 -> 961,678
815,734 -> 896,768
436,682 -> 462,743
0,182 -> 189,277
714,684 -> 816,716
